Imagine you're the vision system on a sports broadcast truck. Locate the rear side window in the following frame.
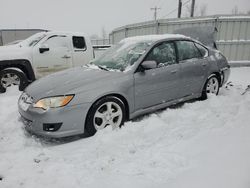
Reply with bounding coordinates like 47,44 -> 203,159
72,36 -> 86,49
176,41 -> 202,61
195,43 -> 208,57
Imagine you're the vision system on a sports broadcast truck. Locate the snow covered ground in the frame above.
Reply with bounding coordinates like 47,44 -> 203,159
0,67 -> 250,188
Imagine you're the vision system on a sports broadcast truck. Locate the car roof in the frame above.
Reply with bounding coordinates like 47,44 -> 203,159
120,34 -> 190,44
43,31 -> 87,37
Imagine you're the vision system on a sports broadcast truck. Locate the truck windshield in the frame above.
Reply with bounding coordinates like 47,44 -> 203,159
91,40 -> 152,71
19,32 -> 46,47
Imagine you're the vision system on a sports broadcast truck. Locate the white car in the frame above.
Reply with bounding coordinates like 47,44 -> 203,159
0,31 -> 94,93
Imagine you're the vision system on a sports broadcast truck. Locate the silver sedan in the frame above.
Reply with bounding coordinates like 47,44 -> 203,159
18,34 -> 230,138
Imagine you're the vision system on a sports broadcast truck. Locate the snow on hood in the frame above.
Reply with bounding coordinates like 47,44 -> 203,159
0,44 -> 31,61
25,66 -> 125,101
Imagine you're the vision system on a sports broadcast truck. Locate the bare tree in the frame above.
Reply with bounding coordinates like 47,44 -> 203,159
199,3 -> 207,16
232,6 -> 239,15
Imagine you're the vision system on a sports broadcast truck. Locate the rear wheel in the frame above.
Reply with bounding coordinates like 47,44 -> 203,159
0,69 -> 28,93
85,96 -> 126,136
200,75 -> 220,100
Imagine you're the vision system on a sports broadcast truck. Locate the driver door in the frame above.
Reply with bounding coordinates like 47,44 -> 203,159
134,41 -> 181,111
32,35 -> 73,78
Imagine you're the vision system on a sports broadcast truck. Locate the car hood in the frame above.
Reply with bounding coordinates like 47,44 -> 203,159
0,44 -> 30,61
25,66 -> 126,101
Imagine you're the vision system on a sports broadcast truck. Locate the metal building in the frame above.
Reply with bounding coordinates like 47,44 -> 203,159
109,15 -> 250,62
0,29 -> 47,46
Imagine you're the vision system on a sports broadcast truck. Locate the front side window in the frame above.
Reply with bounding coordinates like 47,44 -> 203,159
145,42 -> 177,67
43,35 -> 69,49
176,40 -> 202,61
73,36 -> 86,49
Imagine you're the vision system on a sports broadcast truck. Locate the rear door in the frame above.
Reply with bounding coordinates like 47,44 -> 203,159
134,41 -> 181,110
176,40 -> 209,97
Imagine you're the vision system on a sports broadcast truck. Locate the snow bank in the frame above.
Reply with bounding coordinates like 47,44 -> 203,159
0,68 -> 250,188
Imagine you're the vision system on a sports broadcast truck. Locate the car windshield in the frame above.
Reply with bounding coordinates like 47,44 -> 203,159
5,40 -> 23,46
19,32 -> 46,47
91,40 -> 153,71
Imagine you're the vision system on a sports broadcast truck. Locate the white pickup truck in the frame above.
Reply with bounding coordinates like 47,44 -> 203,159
0,31 -> 94,93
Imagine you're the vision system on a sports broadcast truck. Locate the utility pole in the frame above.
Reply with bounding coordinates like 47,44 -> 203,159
150,6 -> 161,21
177,0 -> 182,18
190,0 -> 195,17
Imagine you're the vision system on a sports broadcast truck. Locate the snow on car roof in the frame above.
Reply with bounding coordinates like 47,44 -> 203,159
45,31 -> 87,36
120,34 -> 189,44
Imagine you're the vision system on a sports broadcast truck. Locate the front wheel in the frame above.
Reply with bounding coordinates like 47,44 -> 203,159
85,96 -> 126,136
200,75 -> 220,100
0,69 -> 28,93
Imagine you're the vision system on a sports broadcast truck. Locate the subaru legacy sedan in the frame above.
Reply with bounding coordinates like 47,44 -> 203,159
18,34 -> 230,138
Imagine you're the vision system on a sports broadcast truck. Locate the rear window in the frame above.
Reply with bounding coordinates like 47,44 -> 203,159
72,36 -> 86,49
195,43 -> 208,57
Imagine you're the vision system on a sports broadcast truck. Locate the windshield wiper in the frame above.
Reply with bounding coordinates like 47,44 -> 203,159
86,63 -> 109,71
97,65 -> 109,71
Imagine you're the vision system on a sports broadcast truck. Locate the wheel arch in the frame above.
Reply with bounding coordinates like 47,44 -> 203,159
209,72 -> 222,87
0,59 -> 35,82
85,93 -> 130,126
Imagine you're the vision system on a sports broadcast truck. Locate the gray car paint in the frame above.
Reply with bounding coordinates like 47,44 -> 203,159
18,36 -> 230,138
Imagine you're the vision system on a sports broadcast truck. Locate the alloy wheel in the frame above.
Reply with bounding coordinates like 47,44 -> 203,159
206,77 -> 219,94
93,101 -> 123,130
0,73 -> 20,88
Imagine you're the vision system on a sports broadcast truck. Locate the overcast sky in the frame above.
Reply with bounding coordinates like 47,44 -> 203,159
0,0 -> 249,37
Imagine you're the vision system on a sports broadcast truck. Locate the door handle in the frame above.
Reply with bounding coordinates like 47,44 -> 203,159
62,55 -> 71,59
171,70 -> 177,74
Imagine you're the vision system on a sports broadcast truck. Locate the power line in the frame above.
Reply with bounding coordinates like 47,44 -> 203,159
150,0 -> 162,9
150,6 -> 161,20
161,0 -> 191,19
160,0 -> 176,10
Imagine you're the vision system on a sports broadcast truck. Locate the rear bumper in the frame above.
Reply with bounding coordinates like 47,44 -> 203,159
220,65 -> 230,86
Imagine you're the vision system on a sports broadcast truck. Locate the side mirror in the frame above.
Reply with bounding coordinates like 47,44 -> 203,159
140,60 -> 157,71
39,44 -> 49,53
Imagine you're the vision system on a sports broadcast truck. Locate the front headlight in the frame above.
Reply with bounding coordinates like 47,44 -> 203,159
33,95 -> 74,110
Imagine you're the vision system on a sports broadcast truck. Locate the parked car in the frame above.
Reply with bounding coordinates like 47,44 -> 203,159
18,34 -> 230,138
0,31 -> 94,93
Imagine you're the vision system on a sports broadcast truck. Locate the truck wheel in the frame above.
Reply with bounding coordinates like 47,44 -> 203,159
0,69 -> 28,93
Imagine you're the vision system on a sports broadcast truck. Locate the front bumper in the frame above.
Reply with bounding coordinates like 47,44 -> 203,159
18,101 -> 92,138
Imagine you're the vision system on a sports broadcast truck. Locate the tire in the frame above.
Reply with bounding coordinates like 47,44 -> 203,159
200,75 -> 220,100
85,96 -> 126,136
0,69 -> 29,93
